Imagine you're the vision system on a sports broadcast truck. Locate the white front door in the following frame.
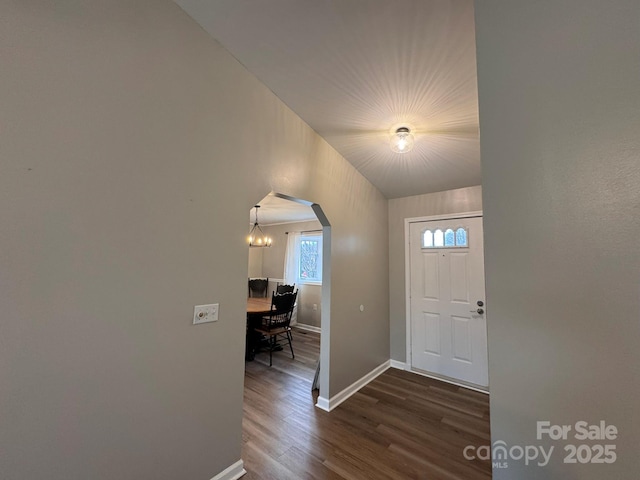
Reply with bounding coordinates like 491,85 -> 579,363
409,216 -> 488,388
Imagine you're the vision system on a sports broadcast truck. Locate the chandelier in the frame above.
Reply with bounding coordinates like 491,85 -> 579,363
248,205 -> 272,247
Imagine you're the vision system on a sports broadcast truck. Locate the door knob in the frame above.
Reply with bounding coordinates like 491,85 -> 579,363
471,308 -> 484,315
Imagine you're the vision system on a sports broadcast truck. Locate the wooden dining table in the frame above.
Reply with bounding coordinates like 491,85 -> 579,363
246,296 -> 273,315
245,296 -> 273,361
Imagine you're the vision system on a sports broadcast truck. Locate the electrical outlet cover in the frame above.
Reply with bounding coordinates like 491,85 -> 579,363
193,304 -> 219,324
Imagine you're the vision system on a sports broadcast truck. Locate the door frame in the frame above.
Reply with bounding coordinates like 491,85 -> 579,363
404,211 -> 486,390
269,192 -> 332,405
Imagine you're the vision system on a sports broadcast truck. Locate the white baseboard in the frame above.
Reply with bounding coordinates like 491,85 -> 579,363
315,360 -> 390,412
315,396 -> 330,411
389,359 -> 408,370
210,460 -> 246,480
294,323 -> 322,334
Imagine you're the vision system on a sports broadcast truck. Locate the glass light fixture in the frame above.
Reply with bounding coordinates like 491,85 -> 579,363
248,205 -> 272,247
390,126 -> 415,153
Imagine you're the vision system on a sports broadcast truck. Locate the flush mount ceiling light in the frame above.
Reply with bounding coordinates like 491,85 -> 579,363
390,126 -> 415,153
248,205 -> 272,247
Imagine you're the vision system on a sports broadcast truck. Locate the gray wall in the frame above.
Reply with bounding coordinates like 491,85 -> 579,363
475,0 -> 640,478
0,2 -> 389,479
388,186 -> 483,361
249,220 -> 324,328
247,247 -> 263,278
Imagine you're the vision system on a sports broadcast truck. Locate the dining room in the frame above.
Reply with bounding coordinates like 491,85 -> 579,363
245,194 -> 326,385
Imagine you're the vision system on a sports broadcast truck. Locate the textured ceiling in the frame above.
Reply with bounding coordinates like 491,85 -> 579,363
176,0 -> 481,199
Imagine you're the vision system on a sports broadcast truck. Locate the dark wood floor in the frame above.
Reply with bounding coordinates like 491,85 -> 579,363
243,328 -> 491,479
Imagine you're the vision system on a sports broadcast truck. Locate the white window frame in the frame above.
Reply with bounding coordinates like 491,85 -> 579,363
296,234 -> 323,285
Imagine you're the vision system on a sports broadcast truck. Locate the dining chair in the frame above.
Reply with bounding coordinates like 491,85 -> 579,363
255,291 -> 297,366
276,283 -> 295,294
248,278 -> 269,298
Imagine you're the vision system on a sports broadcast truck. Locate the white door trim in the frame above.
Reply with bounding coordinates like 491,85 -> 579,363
404,211 -> 483,377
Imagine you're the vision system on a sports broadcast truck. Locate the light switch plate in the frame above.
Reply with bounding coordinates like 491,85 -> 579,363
193,304 -> 219,325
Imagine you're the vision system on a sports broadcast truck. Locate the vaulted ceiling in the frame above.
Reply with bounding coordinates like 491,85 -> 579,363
175,0 -> 481,199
